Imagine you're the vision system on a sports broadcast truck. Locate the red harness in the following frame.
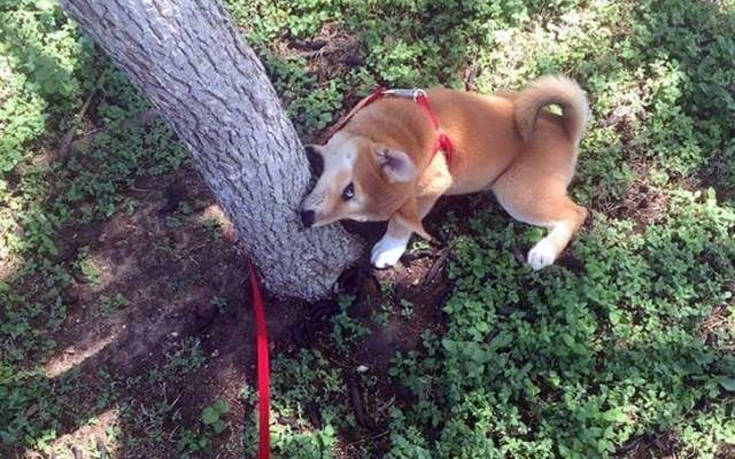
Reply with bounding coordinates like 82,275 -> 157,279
324,87 -> 455,166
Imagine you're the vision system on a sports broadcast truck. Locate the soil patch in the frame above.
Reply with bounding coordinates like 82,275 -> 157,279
22,152 -> 458,457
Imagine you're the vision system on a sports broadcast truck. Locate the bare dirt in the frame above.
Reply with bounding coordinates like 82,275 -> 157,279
28,151 -> 455,457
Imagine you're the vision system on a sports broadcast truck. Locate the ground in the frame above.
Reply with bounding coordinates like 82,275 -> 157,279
1,0 -> 735,458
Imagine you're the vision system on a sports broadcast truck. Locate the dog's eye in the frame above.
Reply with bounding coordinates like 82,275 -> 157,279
342,183 -> 355,201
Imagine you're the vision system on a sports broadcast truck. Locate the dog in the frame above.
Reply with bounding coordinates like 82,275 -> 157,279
299,76 -> 590,270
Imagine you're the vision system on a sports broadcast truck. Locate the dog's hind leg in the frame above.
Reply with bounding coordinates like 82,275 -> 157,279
496,190 -> 587,270
525,200 -> 587,270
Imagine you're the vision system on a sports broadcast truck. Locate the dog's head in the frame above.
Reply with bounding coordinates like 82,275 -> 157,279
299,133 -> 430,239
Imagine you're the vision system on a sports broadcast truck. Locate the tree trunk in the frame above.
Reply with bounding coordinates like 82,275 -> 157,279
59,0 -> 363,299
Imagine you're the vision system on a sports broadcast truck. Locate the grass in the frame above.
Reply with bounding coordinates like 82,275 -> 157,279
1,0 -> 734,457
233,0 -> 735,457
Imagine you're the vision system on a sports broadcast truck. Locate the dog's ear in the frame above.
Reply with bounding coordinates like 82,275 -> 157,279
304,144 -> 325,176
395,197 -> 432,241
374,147 -> 416,183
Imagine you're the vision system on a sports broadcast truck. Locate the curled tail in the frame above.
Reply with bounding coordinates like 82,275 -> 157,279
514,75 -> 590,146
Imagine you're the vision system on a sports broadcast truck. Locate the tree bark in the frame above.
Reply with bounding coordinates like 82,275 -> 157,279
59,0 -> 362,299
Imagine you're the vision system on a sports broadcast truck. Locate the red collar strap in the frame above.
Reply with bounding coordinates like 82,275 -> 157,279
323,87 -> 455,166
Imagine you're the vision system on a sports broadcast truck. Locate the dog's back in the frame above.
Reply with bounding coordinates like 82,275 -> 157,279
425,77 -> 588,195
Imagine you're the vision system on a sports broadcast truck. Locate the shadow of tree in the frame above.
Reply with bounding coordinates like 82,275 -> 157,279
2,163 -> 257,456
0,7 -> 279,455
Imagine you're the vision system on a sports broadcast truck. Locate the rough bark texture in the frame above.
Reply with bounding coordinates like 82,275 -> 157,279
60,0 -> 362,299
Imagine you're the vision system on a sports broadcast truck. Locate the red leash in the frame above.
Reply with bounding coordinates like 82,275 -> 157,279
247,261 -> 270,459
323,86 -> 386,140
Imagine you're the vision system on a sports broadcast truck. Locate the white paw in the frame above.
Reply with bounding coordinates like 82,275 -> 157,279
527,238 -> 558,270
370,236 -> 409,268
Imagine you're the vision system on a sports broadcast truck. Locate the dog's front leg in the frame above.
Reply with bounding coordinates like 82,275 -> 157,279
370,193 -> 443,268
370,218 -> 413,268
371,153 -> 451,268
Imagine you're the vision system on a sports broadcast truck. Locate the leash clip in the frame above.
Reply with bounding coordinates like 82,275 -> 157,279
413,88 -> 428,102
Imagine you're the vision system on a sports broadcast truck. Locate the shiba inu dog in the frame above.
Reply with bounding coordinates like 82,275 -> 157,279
299,76 -> 590,270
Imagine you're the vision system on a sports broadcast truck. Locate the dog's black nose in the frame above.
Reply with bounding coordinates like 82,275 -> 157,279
300,209 -> 315,228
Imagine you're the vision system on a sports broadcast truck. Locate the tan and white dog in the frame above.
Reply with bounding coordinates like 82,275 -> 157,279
299,76 -> 590,270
